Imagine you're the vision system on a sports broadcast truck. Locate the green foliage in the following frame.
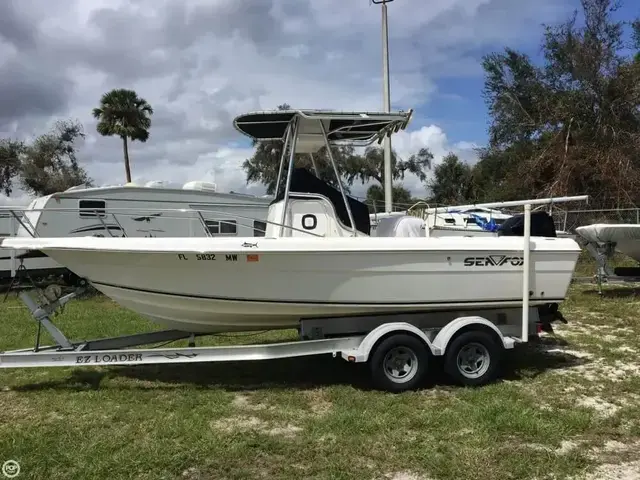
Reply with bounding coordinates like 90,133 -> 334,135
0,119 -> 93,197
365,184 -> 415,211
475,0 -> 640,207
428,153 -> 477,205
93,88 -> 154,182
342,145 -> 432,188
0,139 -> 26,196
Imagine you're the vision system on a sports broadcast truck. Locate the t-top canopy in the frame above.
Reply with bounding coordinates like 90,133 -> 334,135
233,109 -> 413,153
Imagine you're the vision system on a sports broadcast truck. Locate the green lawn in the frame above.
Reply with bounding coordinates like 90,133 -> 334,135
1,281 -> 640,479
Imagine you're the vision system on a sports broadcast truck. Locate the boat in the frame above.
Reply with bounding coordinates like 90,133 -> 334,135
369,204 -> 508,236
575,224 -> 640,263
371,199 -> 584,238
574,223 -> 640,291
0,108 -> 583,334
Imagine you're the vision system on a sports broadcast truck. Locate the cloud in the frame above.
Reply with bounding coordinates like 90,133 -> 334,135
349,124 -> 480,199
0,192 -> 33,208
0,0 -> 575,202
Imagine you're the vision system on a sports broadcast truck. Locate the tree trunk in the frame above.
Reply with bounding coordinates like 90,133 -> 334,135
122,136 -> 132,183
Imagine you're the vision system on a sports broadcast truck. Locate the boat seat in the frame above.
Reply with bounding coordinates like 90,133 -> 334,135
375,215 -> 426,237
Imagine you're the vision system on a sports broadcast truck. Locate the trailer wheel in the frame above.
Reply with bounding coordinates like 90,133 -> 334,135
368,334 -> 429,392
443,330 -> 501,387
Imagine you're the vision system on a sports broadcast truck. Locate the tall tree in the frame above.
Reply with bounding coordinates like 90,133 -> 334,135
342,146 -> 433,189
428,153 -> 476,205
92,88 -> 154,183
0,139 -> 25,196
0,119 -> 93,197
242,104 -> 433,196
477,0 -> 640,208
366,184 -> 416,212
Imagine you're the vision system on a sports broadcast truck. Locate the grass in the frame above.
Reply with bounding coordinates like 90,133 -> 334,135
1,280 -> 640,479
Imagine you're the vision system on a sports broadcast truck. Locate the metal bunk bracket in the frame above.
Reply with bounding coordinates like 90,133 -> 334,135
19,289 -> 82,350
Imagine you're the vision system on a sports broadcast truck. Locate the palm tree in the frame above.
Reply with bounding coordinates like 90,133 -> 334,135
92,89 -> 154,183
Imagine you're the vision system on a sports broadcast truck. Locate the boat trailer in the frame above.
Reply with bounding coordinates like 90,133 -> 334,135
0,283 -> 563,392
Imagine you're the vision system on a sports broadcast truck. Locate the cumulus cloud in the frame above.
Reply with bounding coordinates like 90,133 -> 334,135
0,0 -> 574,202
0,192 -> 33,208
337,125 -> 479,199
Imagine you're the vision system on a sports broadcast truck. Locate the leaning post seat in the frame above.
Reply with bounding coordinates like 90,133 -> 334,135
374,215 -> 426,237
271,168 -> 371,236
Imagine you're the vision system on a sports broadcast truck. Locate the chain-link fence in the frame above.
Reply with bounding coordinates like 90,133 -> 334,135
548,207 -> 640,234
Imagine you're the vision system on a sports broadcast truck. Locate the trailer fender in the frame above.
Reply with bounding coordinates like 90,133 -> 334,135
431,316 -> 514,355
339,322 -> 434,363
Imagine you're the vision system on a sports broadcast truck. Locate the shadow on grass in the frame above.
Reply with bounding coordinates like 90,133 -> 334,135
115,355 -> 375,391
13,369 -> 108,392
9,334 -> 592,393
580,286 -> 640,298
9,356 -> 374,393
499,335 -> 591,381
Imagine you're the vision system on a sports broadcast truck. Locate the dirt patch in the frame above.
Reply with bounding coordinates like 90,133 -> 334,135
552,355 -> 640,383
213,415 -> 264,432
581,460 -> 640,480
232,394 -> 269,411
211,415 -> 302,438
317,433 -> 338,444
577,395 -> 620,417
602,440 -> 630,453
615,346 -> 638,354
303,389 -> 332,417
525,440 -> 582,455
544,347 -> 595,359
181,467 -> 200,479
603,361 -> 640,382
601,334 -> 622,342
560,323 -> 612,335
589,439 -> 640,458
266,424 -> 303,438
557,440 -> 581,455
385,472 -> 432,480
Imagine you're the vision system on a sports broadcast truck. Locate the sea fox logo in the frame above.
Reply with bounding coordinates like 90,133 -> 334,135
463,255 -> 524,267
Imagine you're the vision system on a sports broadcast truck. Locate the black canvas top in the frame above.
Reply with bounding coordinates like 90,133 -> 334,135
273,168 -> 371,235
233,109 -> 413,146
497,211 -> 558,237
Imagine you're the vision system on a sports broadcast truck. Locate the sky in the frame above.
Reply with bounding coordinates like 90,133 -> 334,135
0,0 -> 612,206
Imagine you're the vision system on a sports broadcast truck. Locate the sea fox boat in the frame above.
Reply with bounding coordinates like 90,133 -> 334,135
0,108 -> 582,334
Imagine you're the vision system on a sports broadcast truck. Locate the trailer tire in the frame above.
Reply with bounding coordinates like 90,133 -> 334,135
443,330 -> 501,387
368,334 -> 429,393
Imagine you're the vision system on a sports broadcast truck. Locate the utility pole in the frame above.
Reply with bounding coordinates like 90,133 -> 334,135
371,0 -> 394,213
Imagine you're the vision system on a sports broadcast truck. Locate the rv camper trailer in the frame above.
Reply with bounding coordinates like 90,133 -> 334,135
1,182 -> 272,283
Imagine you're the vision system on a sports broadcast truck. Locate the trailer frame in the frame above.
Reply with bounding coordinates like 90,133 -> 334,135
0,287 -> 560,391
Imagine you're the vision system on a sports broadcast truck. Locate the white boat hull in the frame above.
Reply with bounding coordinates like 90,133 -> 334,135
1,236 -> 581,333
576,224 -> 640,262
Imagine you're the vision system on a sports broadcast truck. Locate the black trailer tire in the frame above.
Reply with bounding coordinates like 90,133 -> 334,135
368,334 -> 429,393
443,330 -> 502,387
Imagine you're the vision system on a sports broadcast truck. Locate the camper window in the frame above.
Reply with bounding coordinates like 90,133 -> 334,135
205,220 -> 237,235
253,220 -> 267,237
79,200 -> 106,218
